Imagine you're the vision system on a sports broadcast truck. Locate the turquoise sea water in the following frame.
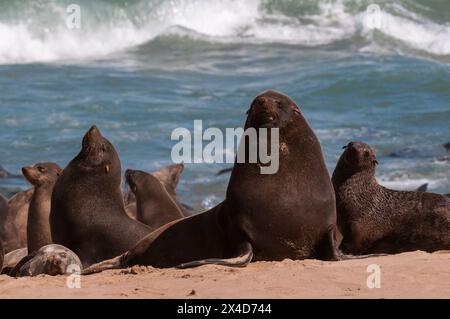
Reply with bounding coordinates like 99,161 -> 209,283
0,0 -> 449,209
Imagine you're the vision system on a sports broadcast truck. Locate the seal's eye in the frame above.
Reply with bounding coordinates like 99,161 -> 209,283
37,166 -> 46,173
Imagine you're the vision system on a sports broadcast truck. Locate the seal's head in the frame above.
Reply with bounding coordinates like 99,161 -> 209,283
245,90 -> 300,130
40,245 -> 82,276
125,169 -> 165,198
22,163 -> 61,187
76,126 -> 121,180
341,141 -> 378,173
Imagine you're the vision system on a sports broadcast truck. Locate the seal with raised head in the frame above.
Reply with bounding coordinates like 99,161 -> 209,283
50,126 -> 152,267
9,244 -> 82,277
1,188 -> 34,253
83,90 -> 339,273
22,163 -> 62,253
125,169 -> 185,229
332,141 -> 450,255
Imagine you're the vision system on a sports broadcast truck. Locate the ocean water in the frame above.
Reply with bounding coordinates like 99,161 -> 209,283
0,0 -> 449,209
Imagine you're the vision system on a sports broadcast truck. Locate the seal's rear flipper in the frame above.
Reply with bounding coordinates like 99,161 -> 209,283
340,253 -> 388,260
82,255 -> 124,275
176,242 -> 253,269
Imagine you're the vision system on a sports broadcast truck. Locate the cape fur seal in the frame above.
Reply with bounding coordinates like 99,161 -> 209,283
124,163 -> 189,218
125,169 -> 185,229
9,244 -> 81,277
22,163 -> 62,253
83,90 -> 339,274
50,126 -> 152,267
1,188 -> 34,253
332,141 -> 450,255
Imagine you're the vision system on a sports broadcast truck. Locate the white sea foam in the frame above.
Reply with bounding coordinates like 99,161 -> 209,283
0,0 -> 449,64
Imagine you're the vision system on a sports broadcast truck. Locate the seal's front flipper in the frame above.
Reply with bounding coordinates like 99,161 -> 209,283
176,241 -> 253,269
82,254 -> 124,275
316,225 -> 341,261
9,250 -> 37,277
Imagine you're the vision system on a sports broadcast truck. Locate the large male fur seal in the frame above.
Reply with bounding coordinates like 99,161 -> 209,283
84,90 -> 339,273
332,141 -> 450,255
125,169 -> 185,229
50,126 -> 152,267
22,163 -> 62,253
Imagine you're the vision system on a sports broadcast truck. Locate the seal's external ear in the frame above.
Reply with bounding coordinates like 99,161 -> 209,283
293,107 -> 300,115
105,165 -> 110,174
374,160 -> 379,166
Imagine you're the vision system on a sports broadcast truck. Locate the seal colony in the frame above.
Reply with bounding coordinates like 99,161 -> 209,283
0,90 -> 449,277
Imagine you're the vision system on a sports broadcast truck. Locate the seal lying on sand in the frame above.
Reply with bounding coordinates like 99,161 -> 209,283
83,90 -> 340,274
1,188 -> 34,253
332,141 -> 450,255
22,163 -> 62,253
50,126 -> 152,267
9,244 -> 81,277
125,169 -> 185,230
0,247 -> 28,274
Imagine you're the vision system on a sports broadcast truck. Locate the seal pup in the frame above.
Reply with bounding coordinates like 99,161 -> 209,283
0,247 -> 28,274
332,141 -> 450,255
124,163 -> 189,218
50,126 -> 152,267
1,188 -> 34,253
22,163 -> 62,253
125,169 -> 184,229
9,244 -> 81,277
83,90 -> 340,274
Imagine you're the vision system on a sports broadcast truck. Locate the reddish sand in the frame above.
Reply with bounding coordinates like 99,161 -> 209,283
0,251 -> 449,298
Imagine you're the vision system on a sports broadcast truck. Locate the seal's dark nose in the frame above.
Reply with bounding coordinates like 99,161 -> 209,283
83,125 -> 102,146
88,125 -> 101,139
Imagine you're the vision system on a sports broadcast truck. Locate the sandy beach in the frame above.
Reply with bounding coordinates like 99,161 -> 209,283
1,250 -> 449,299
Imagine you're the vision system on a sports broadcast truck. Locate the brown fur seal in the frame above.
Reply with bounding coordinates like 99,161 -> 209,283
83,90 -> 339,274
332,141 -> 450,255
125,169 -> 184,229
50,126 -> 152,267
124,163 -> 188,218
22,163 -> 62,253
1,188 -> 33,253
1,247 -> 28,274
9,244 -> 81,277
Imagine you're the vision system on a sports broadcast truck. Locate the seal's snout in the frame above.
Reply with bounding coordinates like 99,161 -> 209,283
249,95 -> 279,128
83,125 -> 103,148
